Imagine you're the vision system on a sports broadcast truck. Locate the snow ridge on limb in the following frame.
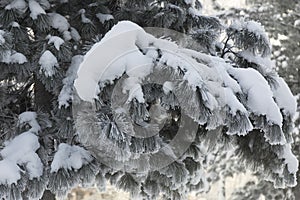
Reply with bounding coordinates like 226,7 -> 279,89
48,143 -> 99,198
228,19 -> 271,57
73,21 -> 298,191
58,55 -> 83,108
0,112 -> 46,200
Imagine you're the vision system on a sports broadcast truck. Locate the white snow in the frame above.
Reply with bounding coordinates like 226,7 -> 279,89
281,144 -> 299,174
240,50 -> 275,69
39,0 -> 50,10
48,13 -> 70,32
70,27 -> 81,41
272,77 -> 297,116
79,9 -> 92,23
127,83 -> 144,103
58,55 -> 83,108
96,13 -> 114,24
163,81 -> 174,94
28,0 -> 46,20
244,21 -> 267,37
122,77 -> 145,103
230,20 -> 271,50
294,19 -> 300,27
39,50 -> 59,77
5,0 -> 27,12
47,35 -> 65,50
223,87 -> 248,114
228,67 -> 283,125
71,18 -> 298,191
1,51 -> 11,63
184,0 -> 196,7
10,52 -> 27,64
159,50 -> 205,90
1,132 -> 40,160
124,51 -> 153,78
50,143 -> 93,172
63,30 -> 72,41
0,132 -> 43,182
0,160 -> 21,184
281,61 -> 288,68
74,21 -> 153,102
0,30 -> 6,45
74,20 -> 293,142
188,7 -> 202,16
11,21 -> 20,28
18,111 -> 41,133
2,52 -> 27,64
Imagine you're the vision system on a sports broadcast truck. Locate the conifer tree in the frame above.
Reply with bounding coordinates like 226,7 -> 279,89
214,0 -> 300,198
0,1 -> 298,200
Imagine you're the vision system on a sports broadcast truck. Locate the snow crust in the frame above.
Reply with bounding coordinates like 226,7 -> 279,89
79,9 -> 92,23
96,13 -> 114,24
231,19 -> 266,37
2,51 -> 27,64
39,50 -> 59,77
50,143 -> 93,172
18,111 -> 41,133
281,144 -> 299,174
0,132 -> 43,184
122,77 -> 146,103
70,27 -> 81,41
0,112 -> 44,183
228,67 -> 283,125
184,0 -> 196,7
244,21 -> 266,37
0,160 -> 21,184
47,35 -> 64,50
240,50 -> 275,69
294,19 -> 300,27
163,81 -> 174,94
5,0 -> 27,12
230,19 -> 271,53
74,21 -> 153,102
29,0 -> 46,20
272,77 -> 297,116
0,30 -> 5,45
48,13 -> 70,32
10,52 -> 27,64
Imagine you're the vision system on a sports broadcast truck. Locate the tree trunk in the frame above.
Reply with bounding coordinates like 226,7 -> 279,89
34,77 -> 56,200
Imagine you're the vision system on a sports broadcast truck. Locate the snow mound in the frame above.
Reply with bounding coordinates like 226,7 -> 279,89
0,160 -> 21,184
47,35 -> 64,50
96,13 -> 114,24
0,132 -> 43,183
2,51 -> 27,64
5,0 -> 27,12
272,77 -> 297,116
74,21 -> 153,102
51,143 -> 93,172
18,111 -> 41,133
39,50 -> 59,77
48,13 -> 70,32
28,0 -> 46,20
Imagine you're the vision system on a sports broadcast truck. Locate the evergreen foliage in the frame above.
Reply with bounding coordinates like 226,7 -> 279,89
213,0 -> 300,199
0,0 -> 298,200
